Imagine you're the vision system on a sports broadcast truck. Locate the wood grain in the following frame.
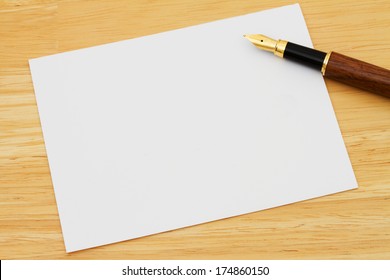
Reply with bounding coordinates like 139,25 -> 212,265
325,52 -> 390,98
0,0 -> 389,260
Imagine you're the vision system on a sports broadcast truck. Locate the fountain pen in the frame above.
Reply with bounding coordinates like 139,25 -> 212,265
244,34 -> 390,98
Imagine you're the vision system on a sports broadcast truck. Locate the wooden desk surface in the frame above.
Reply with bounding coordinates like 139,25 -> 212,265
0,0 -> 389,259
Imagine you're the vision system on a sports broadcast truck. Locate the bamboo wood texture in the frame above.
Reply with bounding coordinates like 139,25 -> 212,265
325,52 -> 390,98
0,0 -> 389,260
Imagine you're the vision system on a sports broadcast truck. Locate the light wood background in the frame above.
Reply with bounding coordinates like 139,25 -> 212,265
0,0 -> 389,260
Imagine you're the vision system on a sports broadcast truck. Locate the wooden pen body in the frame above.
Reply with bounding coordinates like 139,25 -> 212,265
324,52 -> 390,98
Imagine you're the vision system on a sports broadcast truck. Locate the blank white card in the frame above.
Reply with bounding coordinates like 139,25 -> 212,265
29,4 -> 357,252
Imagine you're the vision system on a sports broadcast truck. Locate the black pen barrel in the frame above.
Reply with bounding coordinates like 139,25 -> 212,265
284,42 -> 327,71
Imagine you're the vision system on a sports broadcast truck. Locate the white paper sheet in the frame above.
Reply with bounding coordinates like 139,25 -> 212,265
29,4 -> 357,252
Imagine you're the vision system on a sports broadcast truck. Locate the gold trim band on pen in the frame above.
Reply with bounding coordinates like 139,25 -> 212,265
321,52 -> 332,75
274,40 -> 288,58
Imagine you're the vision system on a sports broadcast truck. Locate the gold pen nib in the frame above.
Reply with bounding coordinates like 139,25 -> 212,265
243,34 -> 287,58
243,34 -> 277,52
